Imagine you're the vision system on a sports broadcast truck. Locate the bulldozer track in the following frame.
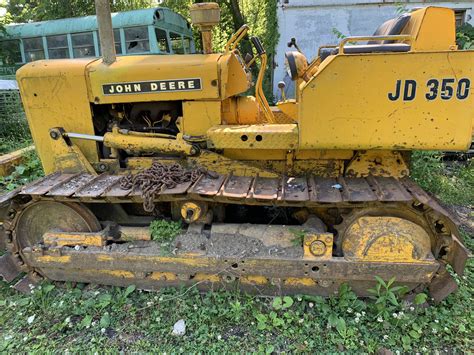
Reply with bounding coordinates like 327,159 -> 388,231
0,171 -> 468,300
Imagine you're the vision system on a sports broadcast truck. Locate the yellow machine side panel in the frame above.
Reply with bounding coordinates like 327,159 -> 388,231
182,101 -> 221,137
402,7 -> 456,51
218,52 -> 251,99
87,54 -> 221,104
299,51 -> 474,150
17,59 -> 98,174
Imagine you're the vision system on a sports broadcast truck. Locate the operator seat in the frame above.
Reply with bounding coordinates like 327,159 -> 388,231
319,13 -> 411,61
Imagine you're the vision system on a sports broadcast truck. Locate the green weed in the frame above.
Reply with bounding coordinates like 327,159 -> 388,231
0,150 -> 43,194
410,151 -> 473,206
149,219 -> 182,243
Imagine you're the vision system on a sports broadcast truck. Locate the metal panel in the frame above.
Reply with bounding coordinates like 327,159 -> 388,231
188,174 -> 226,197
22,172 -> 76,195
367,176 -> 412,201
339,177 -> 377,202
248,176 -> 279,201
220,175 -> 253,199
282,176 -> 309,202
74,174 -> 122,198
309,177 -> 343,203
47,173 -> 95,197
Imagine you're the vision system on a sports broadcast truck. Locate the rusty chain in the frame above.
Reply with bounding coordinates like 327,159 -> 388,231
120,161 -> 215,212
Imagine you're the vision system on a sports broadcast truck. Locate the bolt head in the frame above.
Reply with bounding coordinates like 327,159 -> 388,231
310,240 -> 327,256
49,130 -> 60,140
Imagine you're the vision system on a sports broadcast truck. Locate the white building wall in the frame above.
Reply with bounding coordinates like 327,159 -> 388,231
273,0 -> 474,99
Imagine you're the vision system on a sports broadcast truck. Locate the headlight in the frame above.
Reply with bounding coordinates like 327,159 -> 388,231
285,51 -> 308,81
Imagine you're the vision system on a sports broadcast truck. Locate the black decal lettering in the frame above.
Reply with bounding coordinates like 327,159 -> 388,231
388,80 -> 401,101
441,78 -> 455,100
403,80 -> 417,101
425,79 -> 439,100
457,78 -> 470,100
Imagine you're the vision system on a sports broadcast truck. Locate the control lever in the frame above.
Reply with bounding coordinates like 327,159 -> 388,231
251,36 -> 265,56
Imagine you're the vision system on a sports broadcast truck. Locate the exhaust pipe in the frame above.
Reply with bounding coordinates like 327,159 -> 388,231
190,3 -> 221,54
95,0 -> 116,65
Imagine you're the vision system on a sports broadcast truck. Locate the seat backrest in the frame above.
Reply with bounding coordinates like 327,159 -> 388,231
368,13 -> 411,44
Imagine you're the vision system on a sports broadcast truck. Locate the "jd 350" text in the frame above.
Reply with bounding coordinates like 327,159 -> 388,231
388,78 -> 470,101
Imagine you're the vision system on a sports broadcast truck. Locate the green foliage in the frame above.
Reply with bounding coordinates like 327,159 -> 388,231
457,23 -> 474,49
0,91 -> 31,150
4,0 -> 159,22
410,151 -> 474,206
0,150 -> 43,193
149,219 -> 182,242
367,276 -> 408,317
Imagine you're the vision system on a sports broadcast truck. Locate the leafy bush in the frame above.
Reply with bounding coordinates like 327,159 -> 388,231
457,23 -> 474,49
0,150 -> 43,193
410,151 -> 473,206
149,219 -> 182,243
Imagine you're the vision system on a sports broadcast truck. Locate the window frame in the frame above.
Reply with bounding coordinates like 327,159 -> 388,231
22,36 -> 46,62
154,27 -> 170,54
71,31 -> 95,58
169,31 -> 184,54
46,34 -> 70,59
0,39 -> 23,65
123,25 -> 151,54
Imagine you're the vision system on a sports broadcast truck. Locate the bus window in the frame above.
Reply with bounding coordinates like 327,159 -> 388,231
0,40 -> 22,64
47,34 -> 70,59
114,29 -> 122,54
71,32 -> 94,58
124,26 -> 150,54
183,37 -> 191,54
155,28 -> 169,53
170,32 -> 184,54
23,37 -> 45,62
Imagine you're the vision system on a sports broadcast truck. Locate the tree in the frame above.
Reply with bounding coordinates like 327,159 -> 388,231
4,0 -> 159,23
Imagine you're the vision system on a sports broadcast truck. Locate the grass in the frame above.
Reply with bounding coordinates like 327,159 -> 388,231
0,149 -> 472,352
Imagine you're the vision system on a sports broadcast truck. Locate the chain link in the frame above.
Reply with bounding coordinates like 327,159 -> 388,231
120,162 -> 214,212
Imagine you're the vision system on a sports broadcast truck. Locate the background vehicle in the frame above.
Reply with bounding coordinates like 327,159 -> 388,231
0,7 -> 195,80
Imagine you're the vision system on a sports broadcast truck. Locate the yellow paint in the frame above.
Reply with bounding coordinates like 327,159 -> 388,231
148,272 -> 178,281
101,270 -> 135,278
284,277 -> 317,287
97,255 -> 114,261
241,275 -> 268,285
48,129 -> 97,174
303,233 -> 333,259
346,151 -> 409,178
43,232 -> 105,247
402,8 -> 456,51
17,59 -> 99,174
194,273 -> 220,282
37,255 -> 71,263
0,145 -> 35,177
299,49 -> 474,150
208,124 -> 298,150
221,96 -> 262,125
276,100 -> 297,121
182,101 -> 221,137
342,216 -> 433,263
104,128 -> 195,155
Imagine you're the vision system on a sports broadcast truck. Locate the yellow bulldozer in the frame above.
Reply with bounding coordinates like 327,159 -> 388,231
0,2 -> 470,301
